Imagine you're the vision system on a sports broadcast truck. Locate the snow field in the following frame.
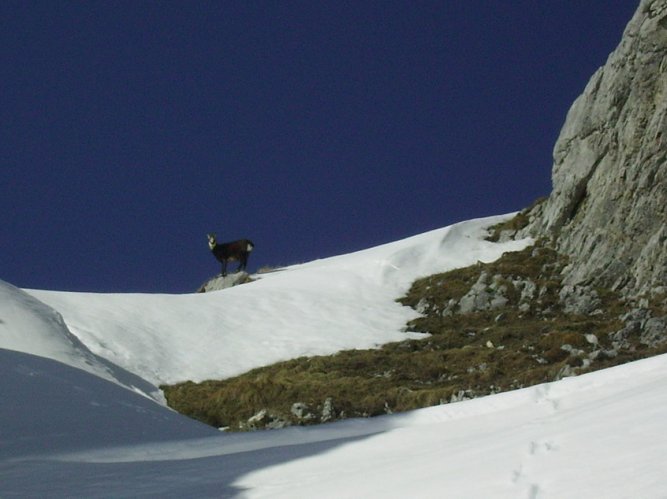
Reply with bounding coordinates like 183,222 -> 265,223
2,213 -> 666,497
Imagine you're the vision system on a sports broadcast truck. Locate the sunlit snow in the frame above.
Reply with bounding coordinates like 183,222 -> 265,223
2,214 -> 666,498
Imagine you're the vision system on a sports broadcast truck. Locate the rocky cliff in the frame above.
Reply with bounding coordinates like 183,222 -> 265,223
521,0 -> 667,299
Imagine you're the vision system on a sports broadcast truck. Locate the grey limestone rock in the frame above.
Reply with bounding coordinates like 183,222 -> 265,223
458,272 -> 509,314
246,409 -> 288,430
520,0 -> 667,299
321,397 -> 336,423
197,272 -> 251,293
291,402 -> 316,422
640,316 -> 667,346
559,285 -> 602,316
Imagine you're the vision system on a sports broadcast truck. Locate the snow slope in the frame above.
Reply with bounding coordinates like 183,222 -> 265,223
0,281 -> 163,401
2,214 -> 667,497
26,214 -> 530,386
2,340 -> 667,497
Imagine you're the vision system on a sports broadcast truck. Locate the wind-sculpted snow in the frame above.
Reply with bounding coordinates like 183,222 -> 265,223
1,214 -> 667,497
28,215 -> 531,386
0,280 -> 162,401
0,349 -> 214,459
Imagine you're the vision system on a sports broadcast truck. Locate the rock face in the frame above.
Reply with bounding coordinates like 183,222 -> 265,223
522,0 -> 667,298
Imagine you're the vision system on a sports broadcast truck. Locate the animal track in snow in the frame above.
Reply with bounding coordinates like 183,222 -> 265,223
511,439 -> 559,498
533,384 -> 560,412
528,439 -> 558,456
527,483 -> 541,499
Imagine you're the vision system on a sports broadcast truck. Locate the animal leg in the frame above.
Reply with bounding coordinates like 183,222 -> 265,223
238,254 -> 248,272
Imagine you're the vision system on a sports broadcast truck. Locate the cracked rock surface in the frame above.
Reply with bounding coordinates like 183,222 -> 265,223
521,0 -> 667,298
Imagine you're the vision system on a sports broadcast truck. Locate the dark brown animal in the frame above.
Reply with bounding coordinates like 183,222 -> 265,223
207,233 -> 254,276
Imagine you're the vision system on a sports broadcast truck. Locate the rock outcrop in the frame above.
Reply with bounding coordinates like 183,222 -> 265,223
521,0 -> 667,298
196,272 -> 252,293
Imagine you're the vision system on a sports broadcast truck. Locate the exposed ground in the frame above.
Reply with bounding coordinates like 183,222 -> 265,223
163,219 -> 667,431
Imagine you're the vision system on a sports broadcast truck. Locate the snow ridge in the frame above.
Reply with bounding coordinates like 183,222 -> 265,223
27,214 -> 530,386
0,280 -> 162,401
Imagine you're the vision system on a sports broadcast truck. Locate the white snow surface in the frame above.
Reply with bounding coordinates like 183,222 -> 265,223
26,214 -> 530,386
2,214 -> 666,498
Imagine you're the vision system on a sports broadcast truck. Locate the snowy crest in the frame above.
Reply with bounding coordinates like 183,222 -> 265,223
0,280 -> 162,402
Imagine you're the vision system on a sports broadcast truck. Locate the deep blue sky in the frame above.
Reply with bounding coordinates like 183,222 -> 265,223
2,1 -> 637,293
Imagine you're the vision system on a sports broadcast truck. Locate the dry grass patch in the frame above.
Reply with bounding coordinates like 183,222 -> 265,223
164,230 -> 667,431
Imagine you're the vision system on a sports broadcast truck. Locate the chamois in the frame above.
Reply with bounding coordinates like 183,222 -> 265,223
207,233 -> 255,276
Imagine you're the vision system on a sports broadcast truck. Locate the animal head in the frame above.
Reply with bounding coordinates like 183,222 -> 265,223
207,233 -> 217,250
